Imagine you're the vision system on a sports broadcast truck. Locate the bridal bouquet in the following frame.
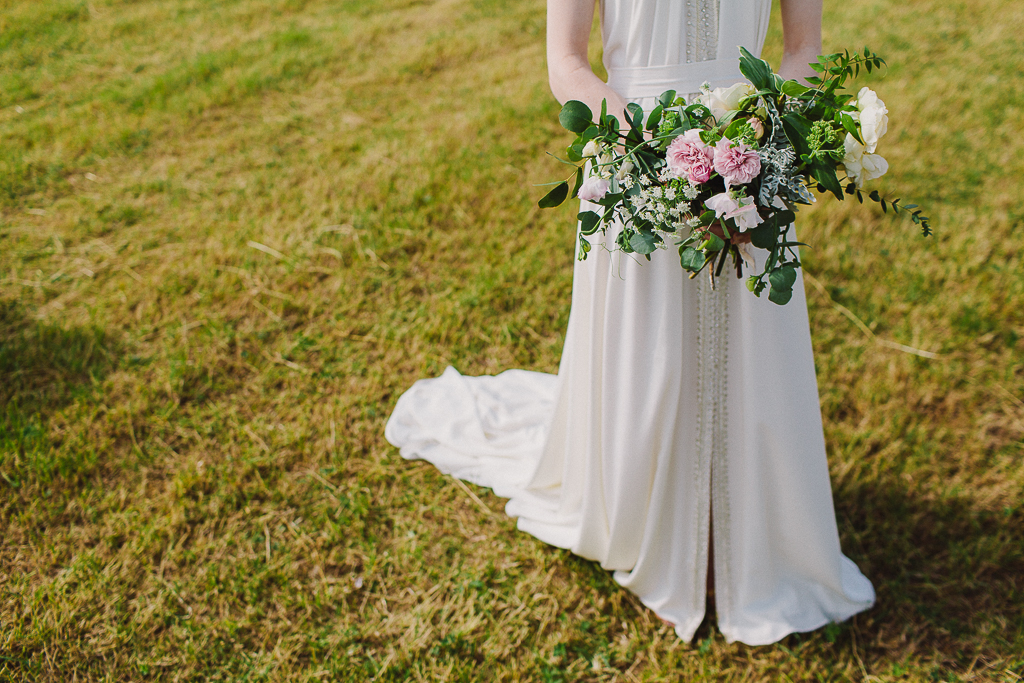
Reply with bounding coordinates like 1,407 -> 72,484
538,48 -> 930,305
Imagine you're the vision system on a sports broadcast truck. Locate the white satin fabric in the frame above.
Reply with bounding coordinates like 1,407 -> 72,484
385,0 -> 874,645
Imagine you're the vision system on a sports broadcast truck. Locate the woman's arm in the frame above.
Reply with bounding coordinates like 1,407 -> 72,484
778,0 -> 823,83
547,0 -> 628,123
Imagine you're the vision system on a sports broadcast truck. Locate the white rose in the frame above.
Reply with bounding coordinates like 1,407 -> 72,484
850,86 -> 888,153
842,134 -> 889,188
698,82 -> 756,121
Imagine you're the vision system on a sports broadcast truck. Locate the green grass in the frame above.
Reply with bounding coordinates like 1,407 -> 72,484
1,0 -> 1022,680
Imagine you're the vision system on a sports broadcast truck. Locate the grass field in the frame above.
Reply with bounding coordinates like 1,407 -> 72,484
1,0 -> 1023,680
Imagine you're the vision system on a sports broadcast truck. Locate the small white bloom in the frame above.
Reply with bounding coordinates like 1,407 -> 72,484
615,160 -> 635,180
621,175 -> 635,189
639,174 -> 652,186
582,140 -> 602,158
665,187 -> 676,201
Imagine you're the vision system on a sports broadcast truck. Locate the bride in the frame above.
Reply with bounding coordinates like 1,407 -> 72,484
386,0 -> 874,646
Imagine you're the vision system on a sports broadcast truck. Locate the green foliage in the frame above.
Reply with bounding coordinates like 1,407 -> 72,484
577,210 -> 601,236
628,230 -> 658,255
558,100 -> 593,134
538,181 -> 569,208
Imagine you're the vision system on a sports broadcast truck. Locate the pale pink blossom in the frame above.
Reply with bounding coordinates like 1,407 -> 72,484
666,129 -> 713,180
578,175 -> 610,202
713,137 -> 761,187
704,192 -> 764,230
726,199 -> 764,230
705,192 -> 739,219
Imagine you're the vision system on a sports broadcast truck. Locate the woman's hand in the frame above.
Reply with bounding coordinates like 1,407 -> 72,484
708,221 -> 753,245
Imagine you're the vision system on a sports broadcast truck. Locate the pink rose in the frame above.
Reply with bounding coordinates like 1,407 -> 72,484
713,137 -> 761,187
666,129 -> 713,179
687,159 -> 712,184
578,175 -> 610,202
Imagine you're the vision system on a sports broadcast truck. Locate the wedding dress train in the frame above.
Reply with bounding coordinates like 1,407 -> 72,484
385,0 -> 874,645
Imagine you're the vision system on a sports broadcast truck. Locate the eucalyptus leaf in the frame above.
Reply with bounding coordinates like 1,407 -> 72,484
701,233 -> 726,253
769,264 -> 797,291
646,104 -> 664,132
768,286 -> 794,305
578,210 -> 601,236
538,181 -> 569,208
774,209 -> 796,226
679,246 -> 706,271
629,230 -> 659,255
559,100 -> 593,134
749,222 -> 775,249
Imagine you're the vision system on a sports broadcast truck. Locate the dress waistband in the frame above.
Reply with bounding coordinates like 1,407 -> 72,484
606,59 -> 744,100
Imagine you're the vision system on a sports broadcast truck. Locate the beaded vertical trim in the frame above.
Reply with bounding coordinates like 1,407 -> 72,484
694,272 -> 730,622
685,0 -> 721,64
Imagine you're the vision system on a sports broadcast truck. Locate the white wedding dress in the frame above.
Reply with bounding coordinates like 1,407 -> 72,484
385,0 -> 874,646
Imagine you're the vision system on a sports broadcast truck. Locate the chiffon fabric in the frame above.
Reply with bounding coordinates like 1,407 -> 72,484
385,0 -> 874,645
